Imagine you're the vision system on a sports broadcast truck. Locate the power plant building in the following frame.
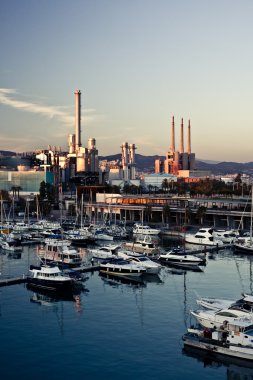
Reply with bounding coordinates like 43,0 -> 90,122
66,90 -> 101,187
104,142 -> 140,188
155,117 -> 196,176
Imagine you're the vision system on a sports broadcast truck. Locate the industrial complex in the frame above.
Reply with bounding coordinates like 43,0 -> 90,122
0,89 -> 211,195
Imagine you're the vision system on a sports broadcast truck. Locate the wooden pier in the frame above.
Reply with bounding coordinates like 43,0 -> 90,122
72,265 -> 100,273
0,276 -> 27,287
184,243 -> 233,256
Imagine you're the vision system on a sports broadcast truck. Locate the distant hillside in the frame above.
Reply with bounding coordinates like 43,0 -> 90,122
99,154 -> 165,172
196,161 -> 253,175
0,150 -> 16,156
1,149 -> 251,175
99,154 -> 253,175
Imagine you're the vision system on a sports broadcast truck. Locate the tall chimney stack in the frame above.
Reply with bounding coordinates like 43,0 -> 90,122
187,119 -> 191,154
75,89 -> 81,151
171,116 -> 175,152
180,118 -> 184,153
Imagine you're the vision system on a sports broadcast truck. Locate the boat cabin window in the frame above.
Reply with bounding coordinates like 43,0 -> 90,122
216,311 -> 239,317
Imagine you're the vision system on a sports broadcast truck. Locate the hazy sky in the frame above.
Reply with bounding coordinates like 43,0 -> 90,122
1,0 -> 253,162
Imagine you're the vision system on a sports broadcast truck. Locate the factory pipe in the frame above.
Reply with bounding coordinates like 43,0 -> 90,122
187,119 -> 191,154
180,118 -> 184,153
171,116 -> 175,152
75,89 -> 81,150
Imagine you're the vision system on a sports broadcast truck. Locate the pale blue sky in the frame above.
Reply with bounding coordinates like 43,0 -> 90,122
1,0 -> 253,162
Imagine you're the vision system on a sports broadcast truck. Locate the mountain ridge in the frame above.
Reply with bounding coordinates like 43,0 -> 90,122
99,153 -> 253,175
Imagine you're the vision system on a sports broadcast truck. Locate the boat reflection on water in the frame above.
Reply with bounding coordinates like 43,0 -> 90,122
182,345 -> 253,378
142,273 -> 163,284
7,251 -> 22,259
99,271 -> 163,287
26,283 -> 85,314
99,272 -> 146,287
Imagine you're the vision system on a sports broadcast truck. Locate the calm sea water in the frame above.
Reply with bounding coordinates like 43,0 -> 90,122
0,242 -> 253,380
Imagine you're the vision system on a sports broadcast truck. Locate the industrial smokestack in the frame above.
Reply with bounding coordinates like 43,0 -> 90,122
171,116 -> 175,152
180,118 -> 184,153
121,142 -> 129,181
75,89 -> 81,151
187,120 -> 191,154
68,134 -> 76,154
129,143 -> 137,180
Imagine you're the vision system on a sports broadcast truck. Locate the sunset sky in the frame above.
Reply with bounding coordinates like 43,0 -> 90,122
1,0 -> 253,162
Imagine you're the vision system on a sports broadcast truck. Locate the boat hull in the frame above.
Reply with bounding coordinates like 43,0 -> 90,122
39,257 -> 82,267
99,266 -> 145,278
183,335 -> 253,362
26,277 -> 74,292
234,243 -> 253,254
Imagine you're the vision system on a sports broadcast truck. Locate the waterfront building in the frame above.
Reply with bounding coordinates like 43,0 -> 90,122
143,173 -> 177,190
0,169 -> 54,195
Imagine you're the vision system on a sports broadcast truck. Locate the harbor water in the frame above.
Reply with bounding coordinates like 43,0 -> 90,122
0,243 -> 253,379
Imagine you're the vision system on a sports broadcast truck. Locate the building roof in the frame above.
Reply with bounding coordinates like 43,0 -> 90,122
144,173 -> 176,178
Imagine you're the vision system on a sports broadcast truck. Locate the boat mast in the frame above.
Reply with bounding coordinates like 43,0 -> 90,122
80,193 -> 83,229
250,184 -> 253,245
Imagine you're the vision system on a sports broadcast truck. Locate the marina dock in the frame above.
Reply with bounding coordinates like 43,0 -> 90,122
0,276 -> 27,287
186,243 -> 233,255
0,265 -> 99,287
72,265 -> 100,273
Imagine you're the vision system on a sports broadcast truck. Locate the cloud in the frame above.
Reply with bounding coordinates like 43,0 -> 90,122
0,88 -> 99,126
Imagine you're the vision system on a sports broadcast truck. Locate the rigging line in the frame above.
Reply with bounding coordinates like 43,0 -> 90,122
170,271 -> 191,326
234,259 -> 245,294
237,189 -> 251,232
249,259 -> 253,295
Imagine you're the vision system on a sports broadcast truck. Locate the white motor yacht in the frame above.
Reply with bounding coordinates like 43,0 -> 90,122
0,237 -> 22,252
123,235 -> 159,256
88,244 -> 121,260
99,257 -> 146,277
133,224 -> 161,235
159,247 -> 206,267
118,250 -> 162,274
213,229 -> 239,244
27,264 -> 74,291
184,227 -> 223,246
183,319 -> 253,362
191,308 -> 253,329
37,238 -> 82,267
196,293 -> 253,311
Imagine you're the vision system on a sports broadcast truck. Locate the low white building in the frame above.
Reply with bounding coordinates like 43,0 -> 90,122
143,173 -> 177,190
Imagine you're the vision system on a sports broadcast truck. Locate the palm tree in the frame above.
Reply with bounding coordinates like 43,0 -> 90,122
162,204 -> 171,224
196,206 -> 207,225
162,178 -> 169,193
